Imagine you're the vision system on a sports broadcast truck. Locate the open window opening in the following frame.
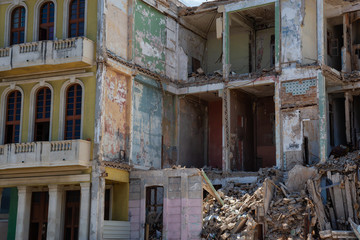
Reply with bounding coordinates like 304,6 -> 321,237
177,92 -> 223,170
145,186 -> 163,240
326,16 -> 343,71
228,4 -> 275,75
230,85 -> 275,171
328,94 -> 347,150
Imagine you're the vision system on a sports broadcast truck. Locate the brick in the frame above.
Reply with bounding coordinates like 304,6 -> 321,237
188,214 -> 202,223
167,214 -> 181,223
130,184 -> 141,193
129,207 -> 140,216
129,199 -> 141,208
129,192 -> 140,200
188,190 -> 202,199
168,176 -> 181,184
188,206 -> 202,215
167,198 -> 181,207
168,191 -> 181,199
130,230 -> 140,239
168,183 -> 181,192
167,206 -> 181,214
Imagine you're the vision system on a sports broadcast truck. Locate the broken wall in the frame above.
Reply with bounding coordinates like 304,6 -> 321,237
106,0 -> 129,60
131,75 -> 163,169
133,0 -> 166,75
326,17 -> 343,70
178,97 -> 207,168
178,26 -> 206,76
128,169 -> 202,240
102,68 -> 131,162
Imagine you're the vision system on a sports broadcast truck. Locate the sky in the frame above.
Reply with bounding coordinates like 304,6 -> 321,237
180,0 -> 209,7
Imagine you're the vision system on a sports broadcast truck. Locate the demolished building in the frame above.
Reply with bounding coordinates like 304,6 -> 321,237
1,0 -> 360,239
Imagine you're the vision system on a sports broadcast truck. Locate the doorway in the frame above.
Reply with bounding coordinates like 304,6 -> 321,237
29,192 -> 49,240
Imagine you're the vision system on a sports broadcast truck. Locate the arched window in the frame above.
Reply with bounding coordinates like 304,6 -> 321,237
39,2 -> 55,41
5,91 -> 22,144
65,84 -> 82,140
11,7 -> 26,45
34,87 -> 51,141
68,0 -> 85,38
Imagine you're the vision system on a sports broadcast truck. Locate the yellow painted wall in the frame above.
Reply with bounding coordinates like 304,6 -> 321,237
0,0 -> 97,48
113,183 -> 129,221
0,75 -> 96,143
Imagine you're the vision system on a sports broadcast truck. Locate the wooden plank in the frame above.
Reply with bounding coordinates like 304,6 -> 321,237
307,179 -> 330,230
350,173 -> 359,224
345,176 -> 355,221
349,218 -> 360,240
332,173 -> 346,221
200,170 -> 224,206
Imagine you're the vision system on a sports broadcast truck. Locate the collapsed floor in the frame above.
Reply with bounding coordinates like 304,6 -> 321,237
202,150 -> 360,240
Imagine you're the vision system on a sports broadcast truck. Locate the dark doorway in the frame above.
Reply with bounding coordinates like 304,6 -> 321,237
29,192 -> 49,240
64,190 -> 80,240
145,186 -> 163,240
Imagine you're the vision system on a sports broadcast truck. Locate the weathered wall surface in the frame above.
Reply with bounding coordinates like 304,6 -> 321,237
205,31 -> 223,74
106,0 -> 129,60
162,93 -> 178,168
133,0 -> 166,75
208,100 -> 222,169
281,0 -> 303,63
256,28 -> 275,71
230,28 -> 250,74
131,75 -> 162,169
129,169 -> 202,240
102,68 -> 130,161
301,0 -> 317,65
280,78 -> 317,108
256,97 -> 276,168
230,90 -> 254,171
178,97 -> 207,168
178,26 -> 206,74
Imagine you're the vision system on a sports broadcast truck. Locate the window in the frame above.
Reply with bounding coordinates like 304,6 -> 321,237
65,84 -> 82,140
34,87 -> 51,141
39,2 -> 55,41
11,7 -> 26,45
68,0 -> 85,38
146,186 -> 164,239
5,91 -> 22,144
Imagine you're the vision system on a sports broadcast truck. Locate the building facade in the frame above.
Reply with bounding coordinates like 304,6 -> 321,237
0,0 -> 359,239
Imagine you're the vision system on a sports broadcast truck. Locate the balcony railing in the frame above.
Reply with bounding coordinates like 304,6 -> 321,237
0,140 -> 91,169
0,37 -> 94,73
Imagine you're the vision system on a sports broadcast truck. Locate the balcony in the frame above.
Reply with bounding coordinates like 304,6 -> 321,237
0,140 -> 91,170
0,37 -> 94,77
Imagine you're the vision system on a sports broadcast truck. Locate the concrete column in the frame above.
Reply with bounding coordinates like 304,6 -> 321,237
274,79 -> 282,169
47,185 -> 63,240
79,182 -> 91,239
222,88 -> 230,172
15,186 -> 31,240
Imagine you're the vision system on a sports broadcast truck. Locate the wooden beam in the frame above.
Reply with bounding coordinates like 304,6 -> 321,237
200,170 -> 224,206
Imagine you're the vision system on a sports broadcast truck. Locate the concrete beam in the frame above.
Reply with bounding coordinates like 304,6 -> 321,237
225,0 -> 276,13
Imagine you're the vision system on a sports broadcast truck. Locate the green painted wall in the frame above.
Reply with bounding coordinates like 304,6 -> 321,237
0,0 -> 97,48
0,75 -> 96,142
133,0 -> 166,75
7,188 -> 17,240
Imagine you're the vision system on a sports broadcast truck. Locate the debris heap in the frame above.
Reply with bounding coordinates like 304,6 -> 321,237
201,150 -> 360,240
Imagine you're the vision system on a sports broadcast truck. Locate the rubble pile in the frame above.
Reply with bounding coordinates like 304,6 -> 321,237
201,150 -> 360,240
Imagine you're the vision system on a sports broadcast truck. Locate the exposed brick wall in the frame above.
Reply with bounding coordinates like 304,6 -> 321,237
280,79 -> 318,108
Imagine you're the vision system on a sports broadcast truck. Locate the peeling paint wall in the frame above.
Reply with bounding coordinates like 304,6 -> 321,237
133,0 -> 166,74
102,68 -> 130,161
106,0 -> 129,60
281,0 -> 303,63
131,75 -> 162,168
301,0 -> 317,65
178,97 -> 207,168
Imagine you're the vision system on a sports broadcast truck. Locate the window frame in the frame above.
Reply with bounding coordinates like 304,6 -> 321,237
4,3 -> 28,47
0,86 -> 24,145
64,83 -> 82,140
33,0 -> 57,41
62,0 -> 87,39
28,83 -> 54,142
59,79 -> 84,140
10,6 -> 26,45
